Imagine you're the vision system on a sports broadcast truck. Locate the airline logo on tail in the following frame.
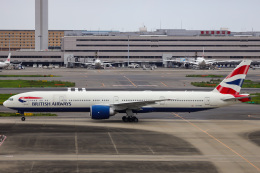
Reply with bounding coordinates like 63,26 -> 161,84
5,53 -> 11,64
213,60 -> 251,95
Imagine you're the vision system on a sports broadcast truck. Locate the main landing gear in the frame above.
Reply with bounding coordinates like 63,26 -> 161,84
122,116 -> 138,122
122,109 -> 138,122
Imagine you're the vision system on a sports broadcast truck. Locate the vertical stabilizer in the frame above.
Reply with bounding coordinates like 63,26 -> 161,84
4,53 -> 11,64
212,60 -> 251,95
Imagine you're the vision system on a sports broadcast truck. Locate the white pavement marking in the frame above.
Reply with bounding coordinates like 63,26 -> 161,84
1,154 -> 260,162
108,132 -> 119,154
75,132 -> 78,155
148,147 -> 155,155
113,85 -> 133,87
4,155 -> 13,158
76,162 -> 79,173
137,85 -> 157,87
30,161 -> 35,173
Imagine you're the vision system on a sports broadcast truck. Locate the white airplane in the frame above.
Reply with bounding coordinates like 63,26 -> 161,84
0,53 -> 11,69
166,56 -> 217,69
192,48 -> 216,68
4,60 -> 252,122
128,63 -> 140,68
251,65 -> 260,70
84,58 -> 112,69
196,57 -> 214,64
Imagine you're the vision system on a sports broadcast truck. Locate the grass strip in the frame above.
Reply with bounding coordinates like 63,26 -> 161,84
0,80 -> 75,88
186,74 -> 224,78
246,93 -> 260,104
0,112 -> 57,117
0,75 -> 57,77
191,79 -> 260,88
0,94 -> 16,105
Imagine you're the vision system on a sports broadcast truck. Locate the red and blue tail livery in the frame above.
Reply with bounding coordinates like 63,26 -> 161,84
213,60 -> 251,95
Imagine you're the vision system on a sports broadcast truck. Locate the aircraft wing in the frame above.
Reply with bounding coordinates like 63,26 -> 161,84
102,62 -> 115,66
164,59 -> 193,64
252,66 -> 260,69
164,60 -> 179,62
111,98 -> 173,111
187,61 -> 198,65
103,61 -> 114,64
84,62 -> 93,65
103,62 -> 113,65
216,60 -> 242,63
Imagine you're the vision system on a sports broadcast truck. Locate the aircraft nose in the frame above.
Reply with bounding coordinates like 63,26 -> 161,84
3,101 -> 8,107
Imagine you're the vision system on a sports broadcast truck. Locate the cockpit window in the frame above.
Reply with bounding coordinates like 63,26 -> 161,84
8,98 -> 13,101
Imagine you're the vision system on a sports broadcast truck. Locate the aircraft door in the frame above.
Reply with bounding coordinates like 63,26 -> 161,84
204,97 -> 210,106
113,96 -> 119,104
59,96 -> 65,102
53,95 -> 66,102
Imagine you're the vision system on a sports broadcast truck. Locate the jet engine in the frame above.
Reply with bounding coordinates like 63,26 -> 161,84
184,63 -> 190,68
90,105 -> 116,119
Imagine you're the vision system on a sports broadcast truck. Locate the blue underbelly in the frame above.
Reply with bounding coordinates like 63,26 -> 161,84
9,107 -> 214,113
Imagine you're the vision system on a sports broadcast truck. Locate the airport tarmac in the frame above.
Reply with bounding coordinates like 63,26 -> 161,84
0,67 -> 260,93
0,104 -> 260,173
0,67 -> 260,172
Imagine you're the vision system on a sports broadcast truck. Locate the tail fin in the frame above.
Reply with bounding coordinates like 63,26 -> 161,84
4,53 -> 11,64
212,60 -> 251,95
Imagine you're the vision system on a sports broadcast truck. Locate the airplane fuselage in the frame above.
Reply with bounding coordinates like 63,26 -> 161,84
4,90 -> 237,114
0,53 -> 11,69
0,63 -> 9,68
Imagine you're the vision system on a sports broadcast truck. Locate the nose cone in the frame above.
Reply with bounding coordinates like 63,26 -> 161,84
3,101 -> 8,107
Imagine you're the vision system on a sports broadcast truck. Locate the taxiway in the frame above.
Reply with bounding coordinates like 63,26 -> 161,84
0,67 -> 259,172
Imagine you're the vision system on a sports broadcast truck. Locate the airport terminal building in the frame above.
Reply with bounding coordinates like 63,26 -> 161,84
1,29 -> 260,67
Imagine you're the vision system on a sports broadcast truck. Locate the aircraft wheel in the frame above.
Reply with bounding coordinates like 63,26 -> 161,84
133,117 -> 138,122
21,117 -> 26,121
123,116 -> 129,122
128,117 -> 133,122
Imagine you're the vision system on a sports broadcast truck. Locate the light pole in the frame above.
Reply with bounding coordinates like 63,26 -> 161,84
128,35 -> 130,66
9,34 -> 10,52
38,35 -> 42,50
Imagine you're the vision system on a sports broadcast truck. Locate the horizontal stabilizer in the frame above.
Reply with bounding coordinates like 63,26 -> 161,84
221,95 -> 256,102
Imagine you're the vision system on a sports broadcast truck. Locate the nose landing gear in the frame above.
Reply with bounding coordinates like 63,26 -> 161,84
21,116 -> 26,121
18,111 -> 25,121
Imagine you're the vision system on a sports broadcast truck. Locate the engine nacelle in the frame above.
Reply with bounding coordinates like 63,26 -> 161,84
184,63 -> 190,68
90,105 -> 116,119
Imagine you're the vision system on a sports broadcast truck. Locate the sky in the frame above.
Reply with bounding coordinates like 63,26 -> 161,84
0,0 -> 260,32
